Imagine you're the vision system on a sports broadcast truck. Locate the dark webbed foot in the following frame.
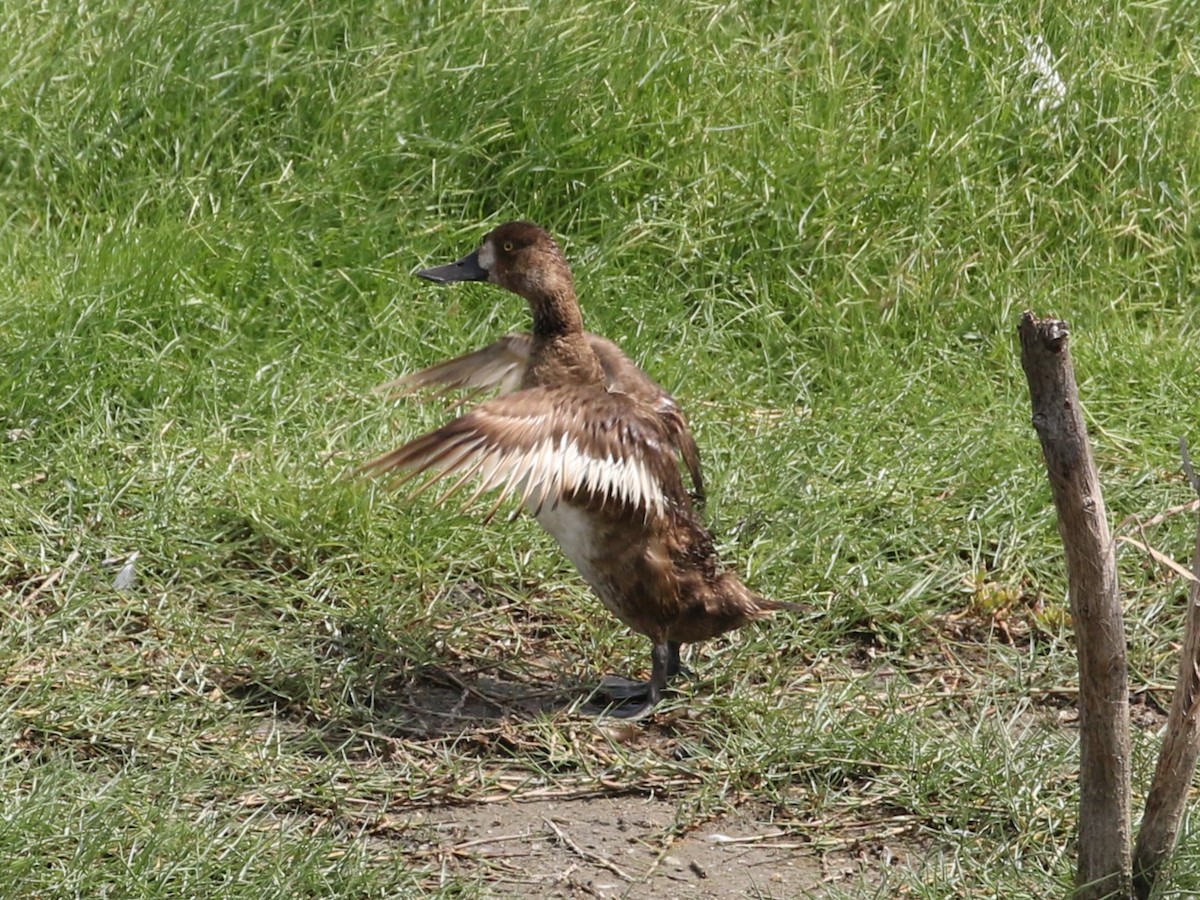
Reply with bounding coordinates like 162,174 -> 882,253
595,674 -> 656,701
591,687 -> 660,720
584,643 -> 676,719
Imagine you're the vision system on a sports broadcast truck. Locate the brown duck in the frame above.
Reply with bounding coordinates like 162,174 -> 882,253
364,221 -> 797,716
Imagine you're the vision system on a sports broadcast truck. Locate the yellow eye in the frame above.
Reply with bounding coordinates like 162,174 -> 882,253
502,241 -> 514,252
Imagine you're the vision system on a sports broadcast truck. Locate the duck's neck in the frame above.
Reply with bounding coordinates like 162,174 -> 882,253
524,286 -> 605,389
531,284 -> 585,338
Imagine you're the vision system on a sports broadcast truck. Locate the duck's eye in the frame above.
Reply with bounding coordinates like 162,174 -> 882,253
502,241 -> 514,252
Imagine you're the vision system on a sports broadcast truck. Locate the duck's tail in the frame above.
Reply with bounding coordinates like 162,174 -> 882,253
754,595 -> 810,616
722,575 -> 809,618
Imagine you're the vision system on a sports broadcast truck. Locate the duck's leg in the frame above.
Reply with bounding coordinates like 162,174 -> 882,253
594,641 -> 691,705
665,641 -> 694,680
592,643 -> 671,719
607,647 -> 665,719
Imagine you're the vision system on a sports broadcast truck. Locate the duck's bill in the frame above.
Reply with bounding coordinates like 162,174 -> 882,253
416,250 -> 488,283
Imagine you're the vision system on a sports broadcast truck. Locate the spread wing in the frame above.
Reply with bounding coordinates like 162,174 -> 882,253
374,334 -> 531,400
362,386 -> 689,522
377,332 -> 706,502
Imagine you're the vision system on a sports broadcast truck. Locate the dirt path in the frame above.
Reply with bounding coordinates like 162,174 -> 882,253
404,795 -> 913,897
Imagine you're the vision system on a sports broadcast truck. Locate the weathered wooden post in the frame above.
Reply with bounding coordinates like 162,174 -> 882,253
1018,311 -> 1132,899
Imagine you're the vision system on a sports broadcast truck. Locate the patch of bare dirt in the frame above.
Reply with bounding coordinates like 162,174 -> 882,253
397,796 -> 919,897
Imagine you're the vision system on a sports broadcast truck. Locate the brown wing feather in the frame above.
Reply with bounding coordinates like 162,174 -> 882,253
376,332 -> 705,500
651,397 -> 704,501
374,334 -> 531,398
362,386 -> 690,521
587,335 -> 705,502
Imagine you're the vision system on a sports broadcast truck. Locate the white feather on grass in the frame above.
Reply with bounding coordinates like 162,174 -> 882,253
1020,35 -> 1069,114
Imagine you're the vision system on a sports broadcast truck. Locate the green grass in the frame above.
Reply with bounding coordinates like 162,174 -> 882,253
3,0 -> 1200,895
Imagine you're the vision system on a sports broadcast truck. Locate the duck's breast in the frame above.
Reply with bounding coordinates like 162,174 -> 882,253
534,502 -> 609,592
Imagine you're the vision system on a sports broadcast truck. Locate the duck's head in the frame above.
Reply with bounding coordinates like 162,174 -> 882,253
417,221 -> 575,304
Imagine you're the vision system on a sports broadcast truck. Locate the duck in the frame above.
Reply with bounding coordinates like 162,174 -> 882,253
376,314 -> 704,503
363,221 -> 799,717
